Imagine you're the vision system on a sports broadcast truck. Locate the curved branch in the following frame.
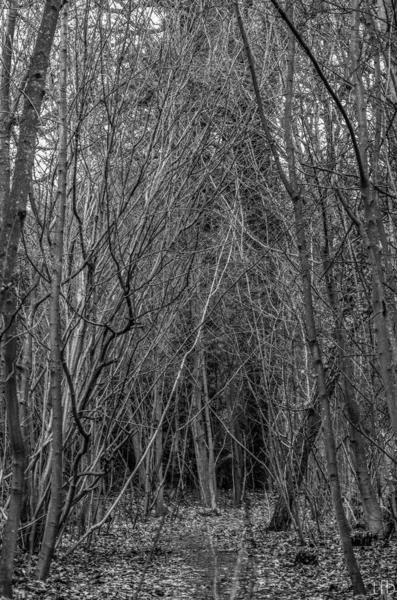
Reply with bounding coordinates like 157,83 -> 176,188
262,0 -> 368,185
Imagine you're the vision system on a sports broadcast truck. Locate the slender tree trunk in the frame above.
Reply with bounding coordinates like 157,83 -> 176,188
0,0 -> 63,313
342,354 -> 383,534
226,379 -> 243,507
293,190 -> 365,593
143,420 -> 154,517
0,0 -> 17,228
268,394 -> 321,531
202,352 -> 217,510
349,0 -> 397,437
191,338 -> 211,506
0,294 -> 26,599
154,377 -> 165,516
19,282 -> 39,549
319,155 -> 383,536
131,425 -> 146,488
285,12 -> 364,592
0,3 -> 62,574
36,5 -> 68,580
0,5 -> 25,597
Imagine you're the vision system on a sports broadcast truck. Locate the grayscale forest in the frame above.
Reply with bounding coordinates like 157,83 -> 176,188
0,0 -> 397,598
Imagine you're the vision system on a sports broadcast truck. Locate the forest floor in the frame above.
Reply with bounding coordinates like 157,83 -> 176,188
9,493 -> 397,600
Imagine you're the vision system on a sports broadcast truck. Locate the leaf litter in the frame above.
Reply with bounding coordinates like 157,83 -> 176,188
9,493 -> 397,599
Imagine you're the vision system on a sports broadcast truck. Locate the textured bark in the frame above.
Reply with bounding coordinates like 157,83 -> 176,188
226,379 -> 243,507
285,14 -> 364,592
154,377 -> 165,516
343,358 -> 383,534
0,1 -> 17,234
319,127 -> 383,537
202,352 -> 217,510
0,5 -> 62,577
191,340 -> 211,506
131,426 -> 146,488
268,394 -> 321,531
36,4 -> 68,580
350,0 -> 397,438
0,0 -> 63,313
293,192 -> 365,594
0,293 -> 26,599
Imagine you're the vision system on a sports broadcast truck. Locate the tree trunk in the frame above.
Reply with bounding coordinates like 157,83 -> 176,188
0,0 -> 17,231
268,394 -> 321,531
0,293 -> 26,599
342,356 -> 383,535
319,135 -> 383,537
226,379 -> 243,507
0,11 -> 23,598
285,11 -> 364,591
202,352 -> 217,510
154,377 -> 165,516
36,5 -> 68,580
191,339 -> 211,506
349,0 -> 397,438
131,425 -> 146,488
0,0 -> 63,313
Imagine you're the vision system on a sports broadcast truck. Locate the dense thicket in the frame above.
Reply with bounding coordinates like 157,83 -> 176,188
1,0 -> 397,596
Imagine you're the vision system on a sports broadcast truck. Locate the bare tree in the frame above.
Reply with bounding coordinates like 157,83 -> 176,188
232,1 -> 365,592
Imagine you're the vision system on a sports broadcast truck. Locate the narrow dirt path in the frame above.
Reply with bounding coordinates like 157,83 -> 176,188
161,507 -> 256,598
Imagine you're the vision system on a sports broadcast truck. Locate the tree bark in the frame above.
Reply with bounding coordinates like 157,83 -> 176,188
342,354 -> 383,534
0,293 -> 26,599
319,139 -> 383,536
0,0 -> 63,313
226,379 -> 243,507
202,352 -> 217,510
36,4 -> 68,580
268,394 -> 321,531
0,0 -> 17,233
191,338 -> 211,506
154,376 -> 165,516
349,0 -> 397,438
